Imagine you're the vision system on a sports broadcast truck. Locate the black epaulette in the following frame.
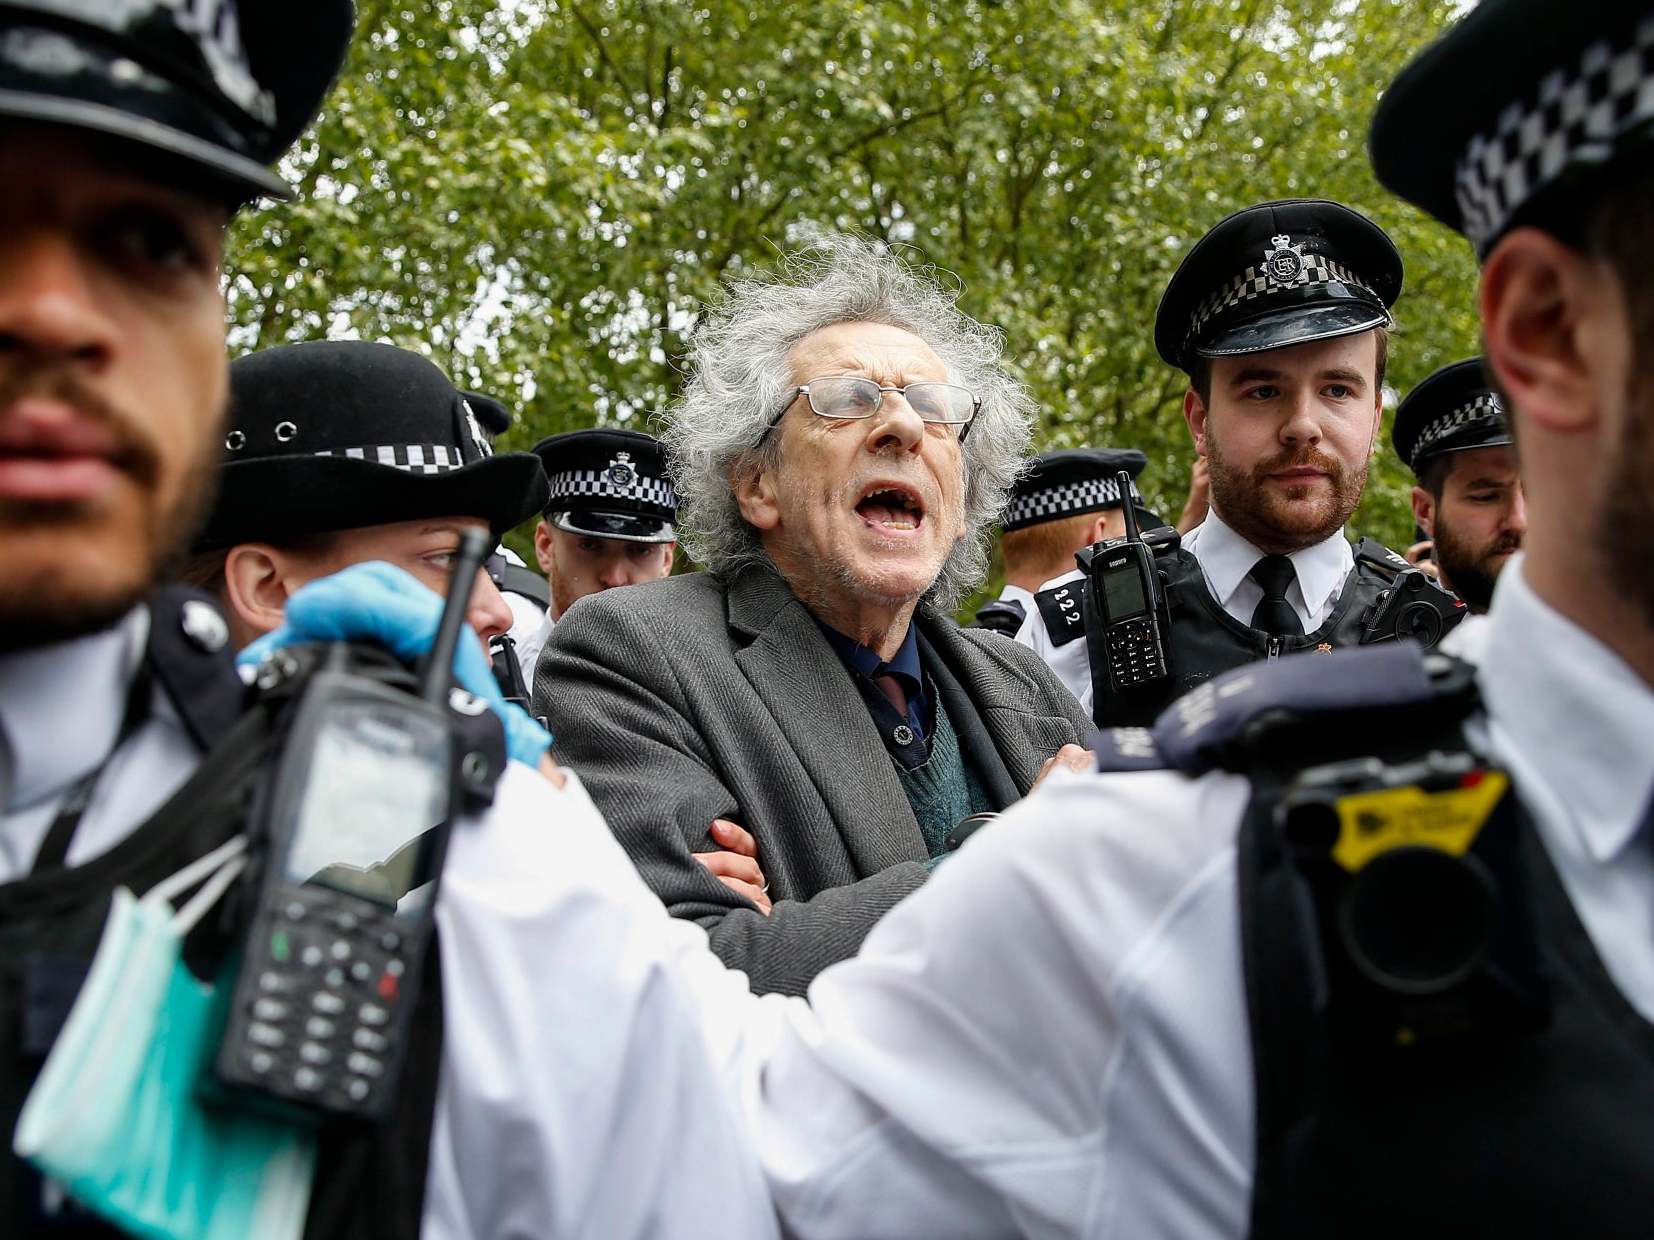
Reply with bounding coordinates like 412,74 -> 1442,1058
1093,642 -> 1481,777
146,584 -> 251,752
1352,536 -> 1414,580
969,597 -> 1026,637
1033,579 -> 1087,647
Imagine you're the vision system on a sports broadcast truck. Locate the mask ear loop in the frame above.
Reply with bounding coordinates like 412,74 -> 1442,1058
146,835 -> 251,935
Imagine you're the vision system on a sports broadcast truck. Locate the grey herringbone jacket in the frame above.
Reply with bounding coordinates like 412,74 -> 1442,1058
533,565 -> 1089,996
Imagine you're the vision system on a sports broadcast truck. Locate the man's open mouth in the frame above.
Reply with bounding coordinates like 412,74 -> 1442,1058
854,483 -> 926,532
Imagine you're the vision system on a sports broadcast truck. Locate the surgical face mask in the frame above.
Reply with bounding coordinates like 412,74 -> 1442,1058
14,836 -> 318,1240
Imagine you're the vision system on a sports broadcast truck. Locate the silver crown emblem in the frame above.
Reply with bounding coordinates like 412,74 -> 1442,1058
606,452 -> 636,489
1262,234 -> 1307,287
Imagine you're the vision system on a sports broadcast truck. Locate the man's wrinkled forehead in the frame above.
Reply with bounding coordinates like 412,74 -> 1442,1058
787,321 -> 949,383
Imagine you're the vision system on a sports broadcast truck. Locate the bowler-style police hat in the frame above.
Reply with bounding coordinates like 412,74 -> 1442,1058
194,341 -> 549,551
1155,199 -> 1403,373
1371,1 -> 1654,257
1003,447 -> 1160,533
0,0 -> 353,202
1392,359 -> 1512,479
531,428 -> 676,544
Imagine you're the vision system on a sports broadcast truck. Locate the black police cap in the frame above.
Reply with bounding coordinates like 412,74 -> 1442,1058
1372,2 -> 1654,257
0,0 -> 353,202
1392,359 -> 1512,479
531,428 -> 677,544
1003,447 -> 1153,532
1155,199 -> 1402,373
194,341 -> 549,551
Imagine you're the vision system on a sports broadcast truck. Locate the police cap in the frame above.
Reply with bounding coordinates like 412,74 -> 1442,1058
1003,447 -> 1159,532
463,390 -> 513,439
1392,359 -> 1512,479
1372,1 -> 1654,257
1155,199 -> 1402,373
0,0 -> 353,202
195,340 -> 549,551
531,428 -> 677,545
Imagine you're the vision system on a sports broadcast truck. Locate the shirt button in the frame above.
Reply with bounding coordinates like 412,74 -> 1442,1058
892,725 -> 915,746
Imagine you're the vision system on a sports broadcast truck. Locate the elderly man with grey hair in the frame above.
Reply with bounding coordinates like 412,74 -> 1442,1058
533,236 -> 1089,995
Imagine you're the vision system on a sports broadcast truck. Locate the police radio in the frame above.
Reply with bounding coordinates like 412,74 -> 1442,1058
213,528 -> 490,1122
1082,472 -> 1171,691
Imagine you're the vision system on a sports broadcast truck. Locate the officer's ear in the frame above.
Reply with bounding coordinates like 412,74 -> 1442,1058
1183,387 -> 1211,457
661,542 -> 677,572
733,456 -> 782,531
1481,226 -> 1604,438
1410,485 -> 1436,540
221,544 -> 299,640
533,518 -> 556,575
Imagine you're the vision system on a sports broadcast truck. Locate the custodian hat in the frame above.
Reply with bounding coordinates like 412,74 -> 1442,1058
1392,359 -> 1512,478
0,0 -> 354,202
1003,447 -> 1160,533
1155,199 -> 1402,372
195,341 -> 549,551
1371,1 -> 1654,257
531,428 -> 677,544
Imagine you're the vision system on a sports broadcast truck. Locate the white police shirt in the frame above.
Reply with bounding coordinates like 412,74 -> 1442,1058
0,606 -> 783,1240
750,555 -> 1654,1239
1014,510 -> 1354,718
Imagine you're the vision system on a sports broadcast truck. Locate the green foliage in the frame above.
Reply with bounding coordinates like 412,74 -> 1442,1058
227,0 -> 1481,614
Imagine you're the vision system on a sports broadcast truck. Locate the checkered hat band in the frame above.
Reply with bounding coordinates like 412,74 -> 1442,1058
1006,476 -> 1140,528
1187,254 -> 1372,343
314,444 -> 463,475
1456,15 -> 1654,250
544,468 -> 676,511
1410,394 -> 1506,470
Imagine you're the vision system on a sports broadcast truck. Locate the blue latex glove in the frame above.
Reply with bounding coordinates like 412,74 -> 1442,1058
238,561 -> 552,769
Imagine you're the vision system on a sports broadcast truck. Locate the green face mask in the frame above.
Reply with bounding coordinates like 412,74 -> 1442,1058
13,837 -> 318,1240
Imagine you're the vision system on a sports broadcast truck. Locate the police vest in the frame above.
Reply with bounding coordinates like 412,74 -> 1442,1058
0,588 -> 472,1239
1095,645 -> 1654,1238
1088,538 -> 1459,728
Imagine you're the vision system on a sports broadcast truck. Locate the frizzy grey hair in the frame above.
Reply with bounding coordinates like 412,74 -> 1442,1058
660,234 -> 1034,609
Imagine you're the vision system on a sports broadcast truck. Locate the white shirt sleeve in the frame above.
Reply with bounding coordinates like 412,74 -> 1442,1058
748,764 -> 1258,1240
422,765 -> 784,1240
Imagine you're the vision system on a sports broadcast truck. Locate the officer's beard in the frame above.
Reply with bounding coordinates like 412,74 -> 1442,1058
1205,437 -> 1366,556
0,384 -> 221,654
1432,520 -> 1520,615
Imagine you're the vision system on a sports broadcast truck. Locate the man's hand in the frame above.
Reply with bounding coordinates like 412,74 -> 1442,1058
1177,456 -> 1211,534
1032,743 -> 1094,792
694,818 -> 771,915
1405,539 -> 1441,581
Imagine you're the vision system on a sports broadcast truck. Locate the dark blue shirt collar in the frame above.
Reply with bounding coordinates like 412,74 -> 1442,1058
814,618 -> 929,747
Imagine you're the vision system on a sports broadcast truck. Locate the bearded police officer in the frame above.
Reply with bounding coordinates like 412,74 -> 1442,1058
0,5 -> 779,1236
999,446 -> 1159,691
730,2 -> 1654,1236
1393,359 -> 1525,615
1036,200 -> 1463,725
519,427 -> 677,678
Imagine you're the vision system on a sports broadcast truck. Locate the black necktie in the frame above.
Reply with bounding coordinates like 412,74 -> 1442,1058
1249,555 -> 1305,637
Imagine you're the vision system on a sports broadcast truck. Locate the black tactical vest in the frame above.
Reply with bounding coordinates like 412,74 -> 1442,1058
1089,539 -> 1457,728
1092,643 -> 1654,1238
0,589 -> 452,1239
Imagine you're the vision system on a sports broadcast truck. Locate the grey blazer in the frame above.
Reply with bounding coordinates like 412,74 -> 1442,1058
533,564 -> 1090,995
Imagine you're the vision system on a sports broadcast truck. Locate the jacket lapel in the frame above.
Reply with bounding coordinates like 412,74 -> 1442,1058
727,567 -> 927,873
914,626 -> 1020,809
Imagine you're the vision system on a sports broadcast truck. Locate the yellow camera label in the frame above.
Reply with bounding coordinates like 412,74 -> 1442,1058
1331,772 -> 1509,872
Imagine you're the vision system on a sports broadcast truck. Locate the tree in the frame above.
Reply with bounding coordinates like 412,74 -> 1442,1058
227,0 -> 1481,606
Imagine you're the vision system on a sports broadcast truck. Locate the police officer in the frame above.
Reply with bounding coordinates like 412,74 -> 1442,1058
996,448 -> 1158,699
0,5 -> 776,1235
1036,199 -> 1462,725
970,447 -> 1158,641
733,3 -> 1654,1236
520,427 -> 677,678
1392,358 -> 1525,614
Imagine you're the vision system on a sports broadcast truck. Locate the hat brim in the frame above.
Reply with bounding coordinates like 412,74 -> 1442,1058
194,452 -> 549,552
1414,429 -> 1515,473
1195,301 -> 1391,360
551,510 -> 676,544
0,22 -> 293,202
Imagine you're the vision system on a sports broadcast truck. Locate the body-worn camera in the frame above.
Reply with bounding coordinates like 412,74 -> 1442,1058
213,531 -> 491,1122
1354,537 -> 1466,646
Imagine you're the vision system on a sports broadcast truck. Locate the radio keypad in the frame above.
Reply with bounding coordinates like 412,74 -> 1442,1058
1108,618 -> 1168,688
229,887 -> 411,1112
